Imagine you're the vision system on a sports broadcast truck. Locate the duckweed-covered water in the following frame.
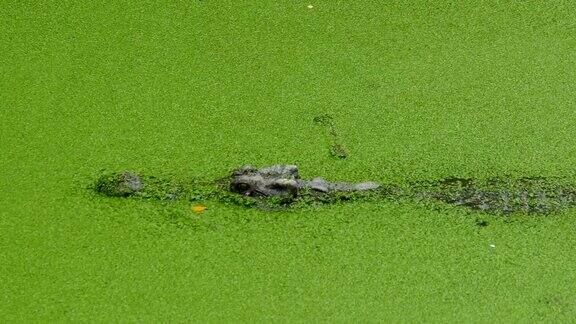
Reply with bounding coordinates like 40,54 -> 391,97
3,1 -> 576,322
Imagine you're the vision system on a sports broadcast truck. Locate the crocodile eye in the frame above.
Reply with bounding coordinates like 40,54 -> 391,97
234,182 -> 250,193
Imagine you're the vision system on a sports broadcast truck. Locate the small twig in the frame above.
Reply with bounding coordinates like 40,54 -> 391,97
313,114 -> 349,159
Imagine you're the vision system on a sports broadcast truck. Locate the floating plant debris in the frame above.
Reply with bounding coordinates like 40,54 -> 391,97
191,204 -> 208,213
313,114 -> 349,159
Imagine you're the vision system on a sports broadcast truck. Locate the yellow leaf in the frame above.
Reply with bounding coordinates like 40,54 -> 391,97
191,204 -> 207,213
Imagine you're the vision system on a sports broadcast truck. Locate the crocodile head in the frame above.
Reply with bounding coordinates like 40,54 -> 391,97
230,165 -> 300,197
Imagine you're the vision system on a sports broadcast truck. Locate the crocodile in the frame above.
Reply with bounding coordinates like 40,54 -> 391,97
93,165 -> 576,214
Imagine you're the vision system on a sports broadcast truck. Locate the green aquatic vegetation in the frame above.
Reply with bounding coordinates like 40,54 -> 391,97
5,1 -> 576,322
